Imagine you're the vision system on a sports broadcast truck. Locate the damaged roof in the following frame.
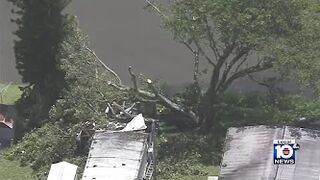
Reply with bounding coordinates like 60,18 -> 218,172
0,104 -> 15,129
219,125 -> 320,180
82,130 -> 148,180
0,117 -> 13,128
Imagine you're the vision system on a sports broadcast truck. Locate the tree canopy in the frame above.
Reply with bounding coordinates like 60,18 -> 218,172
5,1 -> 320,178
7,15 -> 126,178
273,0 -> 320,94
146,0 -> 319,130
155,0 -> 307,94
8,0 -> 71,133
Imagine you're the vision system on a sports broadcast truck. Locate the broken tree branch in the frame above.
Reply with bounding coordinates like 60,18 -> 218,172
128,66 -> 139,92
193,49 -> 200,84
145,0 -> 168,19
102,65 -> 199,127
146,79 -> 199,124
112,101 -> 134,119
84,47 -> 122,85
106,102 -> 115,115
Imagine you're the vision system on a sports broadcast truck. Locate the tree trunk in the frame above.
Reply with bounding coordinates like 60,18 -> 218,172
197,89 -> 218,132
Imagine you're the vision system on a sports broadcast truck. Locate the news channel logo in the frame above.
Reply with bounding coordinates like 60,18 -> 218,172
273,139 -> 300,165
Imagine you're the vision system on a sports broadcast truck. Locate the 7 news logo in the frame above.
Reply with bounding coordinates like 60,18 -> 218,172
274,139 -> 300,165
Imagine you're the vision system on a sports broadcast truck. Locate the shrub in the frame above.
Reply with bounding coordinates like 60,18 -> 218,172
157,132 -> 221,179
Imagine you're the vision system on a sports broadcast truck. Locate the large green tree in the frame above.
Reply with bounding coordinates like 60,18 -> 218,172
7,15 -> 125,178
274,0 -> 320,94
146,0 -> 317,130
8,0 -> 71,132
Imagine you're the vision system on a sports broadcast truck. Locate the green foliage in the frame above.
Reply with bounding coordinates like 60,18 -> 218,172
159,0 -> 308,96
186,90 -> 320,130
157,92 -> 320,179
7,16 -> 127,178
273,0 -> 320,94
6,123 -> 77,178
280,96 -> 320,119
165,0 -> 305,47
212,94 -> 290,129
8,0 -> 72,132
174,83 -> 202,113
159,92 -> 320,179
151,0 -> 319,130
8,0 -> 69,84
49,16 -> 125,128
157,132 -> 220,180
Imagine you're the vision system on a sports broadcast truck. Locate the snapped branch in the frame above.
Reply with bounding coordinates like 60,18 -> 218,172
84,47 -> 122,85
128,66 -> 138,92
145,0 -> 168,20
193,49 -> 200,84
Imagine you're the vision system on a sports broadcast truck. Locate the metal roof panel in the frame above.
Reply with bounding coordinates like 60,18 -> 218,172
219,126 -> 320,180
82,131 -> 148,180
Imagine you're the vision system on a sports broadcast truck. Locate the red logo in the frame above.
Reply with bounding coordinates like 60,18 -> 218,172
283,148 -> 290,155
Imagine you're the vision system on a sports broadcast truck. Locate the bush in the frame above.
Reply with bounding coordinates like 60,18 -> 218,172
6,123 -> 78,178
213,94 -> 320,129
157,132 -> 221,179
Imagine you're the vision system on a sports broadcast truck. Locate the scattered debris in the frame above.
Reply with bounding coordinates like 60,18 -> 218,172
121,114 -> 147,132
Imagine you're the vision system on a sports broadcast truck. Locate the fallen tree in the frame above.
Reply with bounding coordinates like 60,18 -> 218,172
116,67 -> 199,127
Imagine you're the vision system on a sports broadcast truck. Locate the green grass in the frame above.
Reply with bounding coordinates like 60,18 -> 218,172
178,166 -> 219,180
0,84 -> 23,105
0,151 -> 34,180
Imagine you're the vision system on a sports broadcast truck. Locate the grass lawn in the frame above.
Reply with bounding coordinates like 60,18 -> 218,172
0,151 -> 34,180
180,166 -> 219,180
0,83 -> 23,105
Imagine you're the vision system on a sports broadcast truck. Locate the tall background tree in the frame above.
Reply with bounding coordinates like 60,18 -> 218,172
8,0 -> 71,134
7,15 -> 126,178
146,0 -> 313,131
273,0 -> 320,94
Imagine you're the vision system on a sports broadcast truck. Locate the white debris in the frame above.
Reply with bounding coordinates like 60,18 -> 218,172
105,106 -> 110,114
121,113 -> 147,132
299,117 -> 306,121
207,176 -> 219,180
47,161 -> 78,180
